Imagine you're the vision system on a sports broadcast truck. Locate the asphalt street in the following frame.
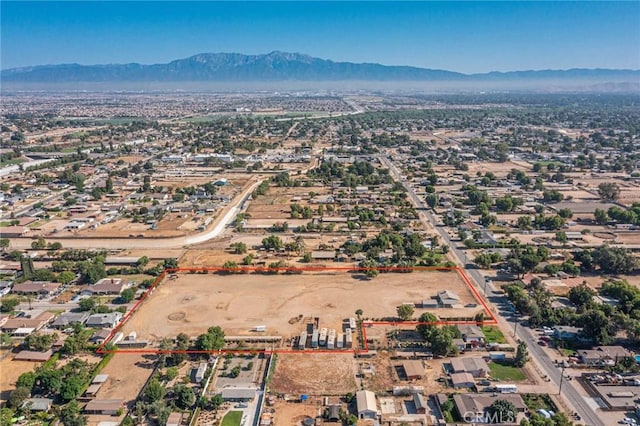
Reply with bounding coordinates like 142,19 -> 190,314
380,154 -> 603,426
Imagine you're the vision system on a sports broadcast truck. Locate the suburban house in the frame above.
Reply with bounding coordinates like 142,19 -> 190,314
451,372 -> 476,389
356,390 -> 378,420
578,346 -> 632,365
436,290 -> 460,308
51,312 -> 90,329
2,311 -> 55,333
11,281 -> 60,297
553,326 -> 582,340
90,329 -> 112,344
451,393 -> 527,423
413,393 -> 428,414
457,324 -> 486,347
85,312 -> 123,328
220,387 -> 257,401
401,360 -> 425,380
82,278 -> 126,296
450,357 -> 490,378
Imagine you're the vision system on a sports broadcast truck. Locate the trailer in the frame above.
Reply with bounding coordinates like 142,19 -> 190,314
327,329 -> 336,349
311,330 -> 319,348
345,329 -> 353,348
336,333 -> 344,349
298,331 -> 307,350
349,318 -> 357,329
253,325 -> 267,332
319,328 -> 328,346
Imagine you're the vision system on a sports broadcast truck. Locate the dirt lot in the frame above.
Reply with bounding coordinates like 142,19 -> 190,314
360,350 -> 446,394
0,356 -> 39,404
120,270 -> 480,342
270,354 -> 357,395
246,186 -> 331,221
271,400 -> 323,426
96,353 -> 156,403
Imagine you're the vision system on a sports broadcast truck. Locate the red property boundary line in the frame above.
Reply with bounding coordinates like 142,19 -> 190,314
96,266 -> 497,355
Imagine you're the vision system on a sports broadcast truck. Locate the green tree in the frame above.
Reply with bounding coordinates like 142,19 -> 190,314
37,368 -> 63,394
555,231 -> 568,243
24,332 -> 58,352
230,242 -> 248,254
417,312 -> 439,340
15,372 -> 36,392
487,400 -> 517,424
195,326 -> 225,351
581,309 -> 613,345
79,260 -> 106,284
144,379 -> 166,403
397,304 -> 415,320
0,238 -> 10,252
261,235 -> 283,250
78,297 -> 97,312
425,193 -> 439,208
174,384 -> 196,409
31,237 -> 47,250
598,182 -> 620,201
8,387 -> 30,408
57,270 -> 76,285
514,341 -> 529,367
592,245 -> 638,274
594,208 -> 609,225
60,375 -> 85,401
119,288 -> 136,303
1,297 -> 20,313
60,401 -> 87,426
1,407 -> 15,426
568,284 -> 594,312
429,327 -> 454,357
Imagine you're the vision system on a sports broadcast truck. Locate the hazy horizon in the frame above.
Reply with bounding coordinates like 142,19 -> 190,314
2,1 -> 639,73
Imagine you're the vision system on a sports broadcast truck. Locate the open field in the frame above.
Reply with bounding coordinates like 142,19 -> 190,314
272,400 -> 321,426
95,353 -> 156,404
270,354 -> 357,395
0,357 -> 40,404
119,270 -> 480,343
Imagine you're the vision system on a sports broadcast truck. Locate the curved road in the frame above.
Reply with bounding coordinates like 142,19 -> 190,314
8,178 -> 263,250
380,154 -> 602,426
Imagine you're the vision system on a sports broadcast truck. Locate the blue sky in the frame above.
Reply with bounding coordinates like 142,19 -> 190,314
1,1 -> 639,73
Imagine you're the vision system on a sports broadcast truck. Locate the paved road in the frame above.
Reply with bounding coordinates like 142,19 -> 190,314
379,155 -> 603,426
7,178 -> 263,250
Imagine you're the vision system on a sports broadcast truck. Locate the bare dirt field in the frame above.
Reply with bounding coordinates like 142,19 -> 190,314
272,400 -> 322,426
96,353 -> 156,403
360,350 -> 446,394
0,357 -> 39,403
465,160 -> 531,176
120,270 -> 480,343
270,354 -> 357,395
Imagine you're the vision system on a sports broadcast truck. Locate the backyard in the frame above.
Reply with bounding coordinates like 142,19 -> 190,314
221,411 -> 242,426
489,361 -> 526,381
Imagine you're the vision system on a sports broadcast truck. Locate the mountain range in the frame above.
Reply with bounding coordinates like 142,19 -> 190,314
2,51 -> 639,84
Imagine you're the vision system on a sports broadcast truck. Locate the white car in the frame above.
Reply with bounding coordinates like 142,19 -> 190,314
621,418 -> 637,425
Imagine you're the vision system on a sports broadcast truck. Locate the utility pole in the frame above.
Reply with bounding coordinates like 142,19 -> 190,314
512,315 -> 519,337
558,365 -> 566,395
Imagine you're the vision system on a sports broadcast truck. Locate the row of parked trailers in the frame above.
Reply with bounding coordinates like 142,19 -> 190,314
298,318 -> 356,350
